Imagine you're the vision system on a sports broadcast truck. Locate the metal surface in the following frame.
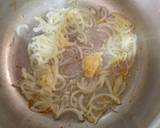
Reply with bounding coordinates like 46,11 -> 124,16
0,0 -> 160,128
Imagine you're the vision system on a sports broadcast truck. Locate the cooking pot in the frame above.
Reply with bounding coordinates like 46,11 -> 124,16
0,0 -> 160,128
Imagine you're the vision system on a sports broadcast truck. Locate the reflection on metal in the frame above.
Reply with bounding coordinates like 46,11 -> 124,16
0,0 -> 160,128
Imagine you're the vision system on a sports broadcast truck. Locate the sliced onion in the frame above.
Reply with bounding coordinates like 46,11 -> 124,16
90,104 -> 106,111
113,76 -> 123,95
70,90 -> 81,107
117,82 -> 126,96
73,45 -> 83,59
55,75 -> 66,91
97,6 -> 108,23
91,93 -> 120,105
58,108 -> 84,121
105,79 -> 113,93
19,4 -> 136,124
78,95 -> 87,112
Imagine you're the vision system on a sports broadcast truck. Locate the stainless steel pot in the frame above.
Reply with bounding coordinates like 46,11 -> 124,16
0,0 -> 160,128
